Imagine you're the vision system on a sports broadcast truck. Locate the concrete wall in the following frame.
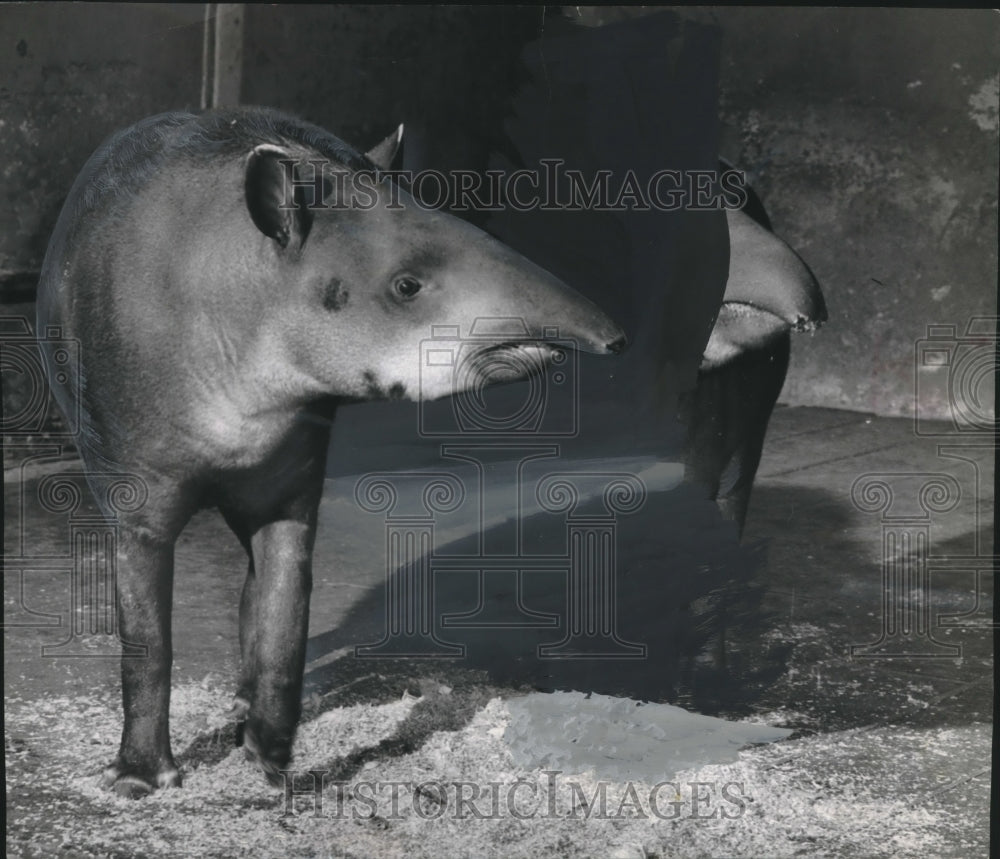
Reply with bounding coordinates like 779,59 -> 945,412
577,6 -> 997,418
707,7 -> 998,417
0,4 -> 538,287
0,3 -> 206,437
240,5 -> 540,155
0,3 -> 206,285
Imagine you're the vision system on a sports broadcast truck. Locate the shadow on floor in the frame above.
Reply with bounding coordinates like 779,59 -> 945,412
304,480 -> 792,717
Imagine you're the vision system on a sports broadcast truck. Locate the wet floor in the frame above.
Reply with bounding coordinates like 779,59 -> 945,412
3,405 -> 993,857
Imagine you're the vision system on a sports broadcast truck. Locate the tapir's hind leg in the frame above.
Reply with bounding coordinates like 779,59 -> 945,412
232,562 -> 257,720
221,488 -> 322,785
217,511 -> 255,722
102,528 -> 183,798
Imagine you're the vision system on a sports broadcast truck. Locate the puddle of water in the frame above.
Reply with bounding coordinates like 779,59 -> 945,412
505,690 -> 792,782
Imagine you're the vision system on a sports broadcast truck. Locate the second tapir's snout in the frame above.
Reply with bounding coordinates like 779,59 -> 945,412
723,207 -> 827,330
700,206 -> 826,370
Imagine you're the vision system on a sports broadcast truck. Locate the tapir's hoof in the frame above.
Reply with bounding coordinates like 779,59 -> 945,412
227,695 -> 251,721
242,724 -> 292,788
101,760 -> 182,799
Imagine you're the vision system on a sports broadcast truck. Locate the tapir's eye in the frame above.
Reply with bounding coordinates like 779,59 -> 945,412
393,276 -> 423,300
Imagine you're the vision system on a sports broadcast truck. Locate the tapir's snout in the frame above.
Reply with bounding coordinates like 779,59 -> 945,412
563,306 -> 628,356
606,332 -> 628,355
468,224 -> 628,358
575,295 -> 628,355
725,208 -> 827,331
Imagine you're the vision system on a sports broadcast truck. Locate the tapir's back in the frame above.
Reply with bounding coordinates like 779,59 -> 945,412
38,112 -> 190,332
36,108 -> 373,462
36,111 -> 204,456
38,108 -> 370,335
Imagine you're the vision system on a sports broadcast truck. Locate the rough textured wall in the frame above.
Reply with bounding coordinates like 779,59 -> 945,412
0,3 -> 205,284
706,7 -> 998,418
241,5 -> 542,157
0,3 -> 541,286
3,6 -> 995,421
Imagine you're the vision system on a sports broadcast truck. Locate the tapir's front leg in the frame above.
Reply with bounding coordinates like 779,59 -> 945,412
241,512 -> 318,783
102,530 -> 181,798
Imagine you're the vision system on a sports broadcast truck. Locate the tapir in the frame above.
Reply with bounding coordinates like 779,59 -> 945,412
680,165 -> 827,532
36,106 -> 625,798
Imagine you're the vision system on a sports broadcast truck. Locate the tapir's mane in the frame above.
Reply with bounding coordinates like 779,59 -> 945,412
175,107 -> 374,171
70,107 -> 374,219
38,107 -> 380,304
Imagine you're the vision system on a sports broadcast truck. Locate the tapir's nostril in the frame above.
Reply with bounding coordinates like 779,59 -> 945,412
606,334 -> 628,355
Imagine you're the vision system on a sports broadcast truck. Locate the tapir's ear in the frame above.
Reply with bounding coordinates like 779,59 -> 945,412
365,124 -> 404,170
245,144 -> 313,250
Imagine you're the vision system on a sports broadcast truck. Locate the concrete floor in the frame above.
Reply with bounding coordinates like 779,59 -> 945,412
743,406 -> 993,731
4,405 -> 993,857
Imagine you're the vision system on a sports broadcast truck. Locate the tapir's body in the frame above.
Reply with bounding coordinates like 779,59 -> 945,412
37,107 -> 624,797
